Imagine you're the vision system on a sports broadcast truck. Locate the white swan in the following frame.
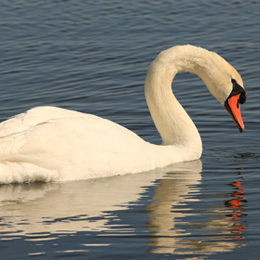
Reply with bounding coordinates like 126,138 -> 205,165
0,45 -> 246,183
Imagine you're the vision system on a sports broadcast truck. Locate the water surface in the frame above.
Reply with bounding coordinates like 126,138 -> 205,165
0,0 -> 260,259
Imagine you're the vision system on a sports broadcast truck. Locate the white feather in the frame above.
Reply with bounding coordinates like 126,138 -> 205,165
0,45 -> 244,183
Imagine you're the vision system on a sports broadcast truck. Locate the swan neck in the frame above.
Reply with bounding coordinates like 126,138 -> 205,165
145,46 -> 204,159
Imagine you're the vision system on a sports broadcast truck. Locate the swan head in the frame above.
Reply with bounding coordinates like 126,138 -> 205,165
224,77 -> 246,132
197,49 -> 247,132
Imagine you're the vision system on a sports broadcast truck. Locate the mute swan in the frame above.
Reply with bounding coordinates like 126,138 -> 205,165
0,45 -> 246,183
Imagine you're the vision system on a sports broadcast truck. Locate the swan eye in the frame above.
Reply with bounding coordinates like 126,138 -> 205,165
230,78 -> 247,104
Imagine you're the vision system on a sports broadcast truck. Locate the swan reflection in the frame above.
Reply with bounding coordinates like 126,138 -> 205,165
146,166 -> 247,255
0,161 -> 246,256
0,162 -> 199,236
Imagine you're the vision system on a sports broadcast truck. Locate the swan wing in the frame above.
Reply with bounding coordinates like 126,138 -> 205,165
0,106 -> 148,183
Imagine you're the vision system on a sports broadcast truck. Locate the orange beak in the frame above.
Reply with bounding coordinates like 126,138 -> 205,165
224,94 -> 244,132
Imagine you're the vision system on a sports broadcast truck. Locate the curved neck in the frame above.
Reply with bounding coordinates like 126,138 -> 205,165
144,46 -> 210,156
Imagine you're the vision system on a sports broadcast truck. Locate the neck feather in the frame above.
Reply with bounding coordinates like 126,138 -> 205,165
144,45 -> 211,157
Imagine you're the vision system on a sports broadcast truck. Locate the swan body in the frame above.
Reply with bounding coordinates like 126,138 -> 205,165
0,45 -> 246,183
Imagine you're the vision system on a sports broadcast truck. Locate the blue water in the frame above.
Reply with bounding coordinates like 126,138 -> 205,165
0,0 -> 260,259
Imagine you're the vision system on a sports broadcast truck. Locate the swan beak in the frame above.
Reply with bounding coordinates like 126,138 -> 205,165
224,94 -> 244,132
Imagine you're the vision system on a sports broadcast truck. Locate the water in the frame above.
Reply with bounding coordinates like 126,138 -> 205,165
0,0 -> 260,259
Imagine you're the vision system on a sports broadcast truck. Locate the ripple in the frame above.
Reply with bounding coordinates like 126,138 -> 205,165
232,152 -> 260,159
